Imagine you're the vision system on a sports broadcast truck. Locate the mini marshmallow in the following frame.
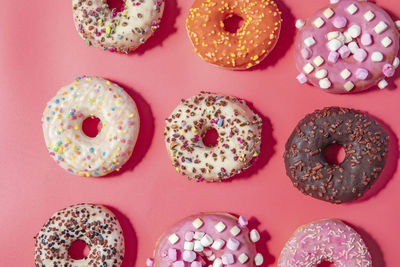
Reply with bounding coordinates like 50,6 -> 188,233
227,237 -> 240,251
230,226 -> 241,236
313,17 -> 325,28
238,253 -> 249,264
315,69 -> 328,79
296,73 -> 308,84
301,48 -> 312,59
203,249 -> 213,257
336,32 -> 346,43
353,49 -> 368,62
371,51 -> 384,62
194,232 -> 205,240
295,19 -> 305,29
381,37 -> 392,47
208,254 -> 216,261
168,248 -> 178,261
313,56 -> 325,67
330,0 -> 339,3
339,45 -> 350,58
254,253 -> 264,266
173,261 -> 185,267
192,218 -> 203,229
238,216 -> 248,227
250,229 -> 261,242
215,222 -> 226,232
333,16 -> 347,28
355,68 -> 369,80
374,21 -> 388,34
328,51 -> 339,63
213,258 -> 223,267
323,8 -> 334,19
304,36 -> 316,47
327,31 -> 339,40
343,31 -> 352,43
191,261 -> 202,267
378,79 -> 388,89
221,254 -> 235,265
169,233 -> 180,244
194,241 -> 204,252
348,24 -> 361,38
364,10 -> 375,22
184,241 -> 194,251
393,57 -> 400,68
348,41 -> 359,54
383,64 -> 395,77
183,250 -> 197,262
327,39 -> 343,51
319,78 -> 332,89
211,239 -> 225,250
340,69 -> 352,80
344,81 -> 355,92
185,232 -> 195,241
146,258 -> 154,267
396,20 -> 400,28
303,63 -> 314,74
200,234 -> 213,247
347,4 -> 358,15
361,33 -> 373,46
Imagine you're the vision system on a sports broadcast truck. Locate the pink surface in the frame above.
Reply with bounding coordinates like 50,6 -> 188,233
0,0 -> 399,266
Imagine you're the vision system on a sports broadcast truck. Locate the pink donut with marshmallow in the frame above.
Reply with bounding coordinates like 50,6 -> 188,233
147,213 -> 264,267
295,0 -> 400,93
278,219 -> 372,266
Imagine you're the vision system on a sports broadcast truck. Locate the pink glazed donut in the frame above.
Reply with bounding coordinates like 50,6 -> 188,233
147,213 -> 264,267
295,0 -> 400,93
278,219 -> 372,266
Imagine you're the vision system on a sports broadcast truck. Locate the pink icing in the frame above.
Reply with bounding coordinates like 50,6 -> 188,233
150,213 -> 260,267
295,0 -> 400,93
278,220 -> 372,266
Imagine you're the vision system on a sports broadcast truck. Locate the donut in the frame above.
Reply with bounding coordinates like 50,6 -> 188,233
146,213 -> 264,267
34,203 -> 125,267
283,107 -> 388,203
295,0 -> 400,93
278,219 -> 372,266
72,0 -> 165,53
164,92 -> 262,182
42,76 -> 140,177
186,0 -> 282,69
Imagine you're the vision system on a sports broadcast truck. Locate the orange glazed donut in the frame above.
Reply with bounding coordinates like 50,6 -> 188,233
186,0 -> 282,69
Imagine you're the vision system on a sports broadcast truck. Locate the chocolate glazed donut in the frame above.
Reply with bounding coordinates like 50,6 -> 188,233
284,107 -> 388,203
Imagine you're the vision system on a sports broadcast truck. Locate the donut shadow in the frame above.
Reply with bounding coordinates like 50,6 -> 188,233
249,0 -> 295,71
105,205 -> 138,267
105,80 -> 155,178
133,0 -> 181,55
352,115 -> 398,203
231,101 -> 276,181
247,216 -> 276,266
342,220 -> 386,267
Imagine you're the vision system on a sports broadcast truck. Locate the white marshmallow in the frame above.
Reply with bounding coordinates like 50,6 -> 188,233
340,69 -> 351,80
230,226 -> 241,236
378,79 -> 388,89
211,239 -> 225,250
238,253 -> 249,264
295,19 -> 305,29
371,52 -> 384,62
192,218 -> 203,229
319,78 -> 332,89
344,81 -> 355,92
393,57 -> 400,68
313,56 -> 325,67
374,21 -> 388,34
208,255 -> 216,261
215,222 -> 226,232
313,17 -> 325,28
381,37 -> 392,47
327,39 -> 343,51
304,36 -> 316,47
315,69 -> 328,79
327,31 -> 339,40
213,258 -> 222,267
323,8 -> 334,19
184,241 -> 194,251
250,229 -> 261,242
169,233 -> 180,244
364,10 -> 375,22
347,4 -> 358,15
348,25 -> 361,38
194,232 -> 205,240
194,241 -> 204,252
254,253 -> 264,266
343,31 -> 352,43
200,234 -> 213,247
348,41 -> 359,54
303,63 -> 314,74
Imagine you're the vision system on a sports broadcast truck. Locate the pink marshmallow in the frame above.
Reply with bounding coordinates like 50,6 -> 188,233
383,64 -> 395,77
146,258 -> 154,267
191,261 -> 202,267
185,231 -> 195,241
301,48 -> 312,59
227,237 -> 240,251
338,45 -> 350,58
173,261 -> 185,267
361,33 -> 373,46
238,216 -> 248,227
168,248 -> 178,261
183,251 -> 197,262
222,254 -> 235,265
328,51 -> 339,63
333,16 -> 347,28
353,49 -> 368,62
355,68 -> 369,80
296,73 -> 308,84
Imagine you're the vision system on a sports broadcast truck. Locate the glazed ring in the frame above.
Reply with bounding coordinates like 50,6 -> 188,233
146,213 -> 264,267
295,0 -> 400,93
72,0 -> 164,53
34,203 -> 125,267
278,219 -> 372,266
42,76 -> 140,177
164,92 -> 262,182
186,0 -> 282,69
283,107 -> 388,203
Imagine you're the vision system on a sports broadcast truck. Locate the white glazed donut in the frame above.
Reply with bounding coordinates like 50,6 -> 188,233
164,92 -> 262,182
42,76 -> 140,177
72,0 -> 165,53
34,203 -> 125,267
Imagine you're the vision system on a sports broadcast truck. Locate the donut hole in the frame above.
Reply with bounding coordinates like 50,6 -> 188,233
223,14 -> 244,33
82,116 -> 102,138
107,0 -> 125,12
324,144 -> 346,165
202,128 -> 219,147
68,240 -> 90,260
318,261 -> 335,267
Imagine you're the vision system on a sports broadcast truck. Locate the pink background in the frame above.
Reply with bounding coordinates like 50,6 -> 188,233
0,0 -> 399,266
